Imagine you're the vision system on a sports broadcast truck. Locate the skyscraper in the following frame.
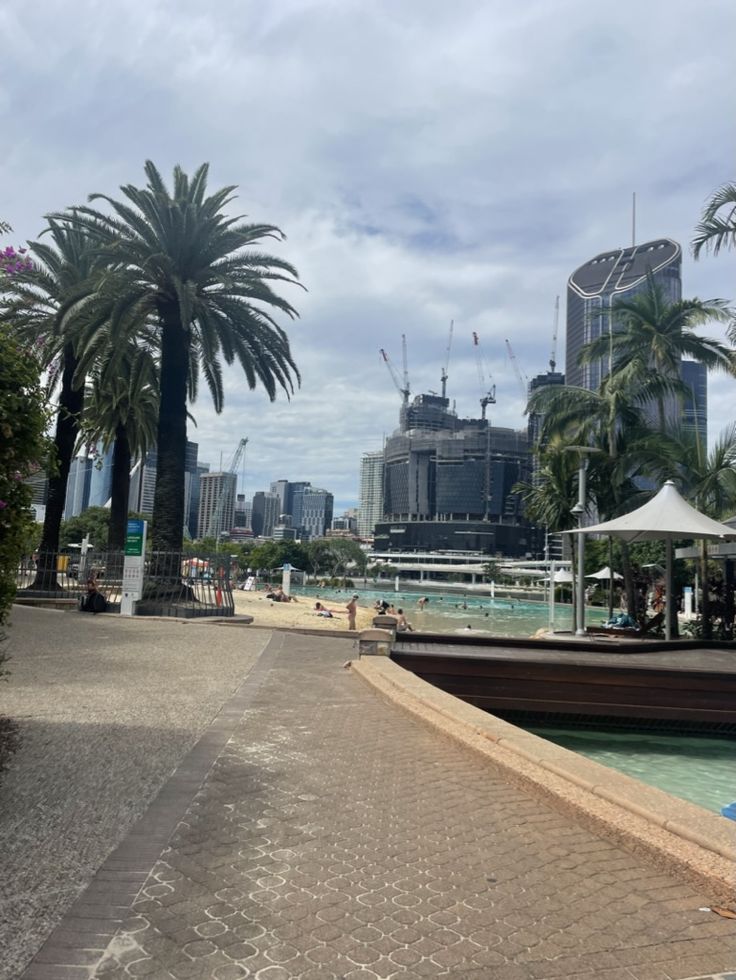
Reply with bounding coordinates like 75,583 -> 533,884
566,238 -> 681,390
680,360 -> 708,447
297,488 -> 334,539
358,450 -> 384,538
63,455 -> 92,519
197,471 -> 237,540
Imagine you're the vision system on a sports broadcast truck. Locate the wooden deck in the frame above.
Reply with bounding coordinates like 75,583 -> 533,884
390,634 -> 736,727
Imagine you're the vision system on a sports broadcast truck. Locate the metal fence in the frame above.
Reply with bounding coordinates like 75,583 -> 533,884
14,550 -> 234,618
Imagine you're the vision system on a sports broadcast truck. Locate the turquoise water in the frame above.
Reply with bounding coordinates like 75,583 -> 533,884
298,585 -> 570,638
528,727 -> 736,815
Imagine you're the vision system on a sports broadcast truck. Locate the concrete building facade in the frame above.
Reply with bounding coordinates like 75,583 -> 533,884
358,450 -> 384,539
197,471 -> 237,540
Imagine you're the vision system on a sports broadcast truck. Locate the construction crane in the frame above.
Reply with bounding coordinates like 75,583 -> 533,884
212,437 -> 248,547
379,335 -> 410,405
441,320 -> 454,399
549,295 -> 560,373
472,331 -> 496,420
505,338 -> 529,401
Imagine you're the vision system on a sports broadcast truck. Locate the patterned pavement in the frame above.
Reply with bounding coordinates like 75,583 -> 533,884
23,631 -> 736,979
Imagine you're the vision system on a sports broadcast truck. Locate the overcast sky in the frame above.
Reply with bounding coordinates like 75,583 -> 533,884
2,0 -> 734,512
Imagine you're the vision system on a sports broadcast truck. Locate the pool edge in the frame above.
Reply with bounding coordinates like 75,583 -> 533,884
351,655 -> 736,905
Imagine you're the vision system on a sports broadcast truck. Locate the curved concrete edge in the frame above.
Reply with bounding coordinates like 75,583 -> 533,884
351,655 -> 736,904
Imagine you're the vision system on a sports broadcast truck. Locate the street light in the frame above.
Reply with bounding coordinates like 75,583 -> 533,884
565,446 -> 599,636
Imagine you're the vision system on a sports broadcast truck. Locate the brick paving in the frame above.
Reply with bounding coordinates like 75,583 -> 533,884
24,631 -> 736,980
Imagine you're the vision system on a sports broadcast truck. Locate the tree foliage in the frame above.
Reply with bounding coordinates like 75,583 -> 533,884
57,161 -> 302,554
0,323 -> 49,629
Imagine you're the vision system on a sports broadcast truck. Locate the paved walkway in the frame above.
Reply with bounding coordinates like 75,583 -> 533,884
18,629 -> 736,980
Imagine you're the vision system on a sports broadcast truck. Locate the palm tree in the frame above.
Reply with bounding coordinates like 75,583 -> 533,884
2,220 -> 102,588
59,161 -> 301,555
527,368 -> 664,621
659,423 -> 736,638
81,341 -> 159,550
693,182 -> 736,258
580,271 -> 733,429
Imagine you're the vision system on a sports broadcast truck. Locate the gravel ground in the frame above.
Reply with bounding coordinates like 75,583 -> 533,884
0,604 -> 269,980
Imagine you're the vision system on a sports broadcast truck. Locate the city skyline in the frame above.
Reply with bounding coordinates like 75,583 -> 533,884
3,1 -> 734,514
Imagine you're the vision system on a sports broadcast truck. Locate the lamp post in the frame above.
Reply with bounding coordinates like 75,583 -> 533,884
566,447 -> 598,637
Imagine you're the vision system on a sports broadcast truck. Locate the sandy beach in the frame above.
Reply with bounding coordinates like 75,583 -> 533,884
232,588 -> 376,631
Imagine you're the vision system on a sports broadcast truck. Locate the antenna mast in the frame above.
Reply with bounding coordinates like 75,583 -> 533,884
632,191 -> 636,247
549,295 -> 559,373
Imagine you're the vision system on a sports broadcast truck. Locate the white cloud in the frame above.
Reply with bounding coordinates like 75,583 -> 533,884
2,0 -> 735,512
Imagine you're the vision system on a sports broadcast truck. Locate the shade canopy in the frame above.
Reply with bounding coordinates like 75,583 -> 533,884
569,481 -> 736,543
567,480 -> 736,641
586,566 -> 623,580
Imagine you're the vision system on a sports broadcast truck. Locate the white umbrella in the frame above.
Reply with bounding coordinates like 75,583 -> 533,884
569,481 -> 736,639
586,566 -> 623,581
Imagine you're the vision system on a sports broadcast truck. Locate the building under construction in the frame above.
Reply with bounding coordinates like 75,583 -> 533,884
373,391 -> 535,557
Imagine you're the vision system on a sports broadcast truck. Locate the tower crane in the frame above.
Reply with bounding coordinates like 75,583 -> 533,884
379,335 -> 410,405
505,339 -> 529,401
441,320 -> 454,399
472,331 -> 496,420
549,295 -> 560,373
212,437 -> 248,547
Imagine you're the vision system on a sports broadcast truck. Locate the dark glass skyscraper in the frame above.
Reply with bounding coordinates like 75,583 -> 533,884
566,238 -> 681,390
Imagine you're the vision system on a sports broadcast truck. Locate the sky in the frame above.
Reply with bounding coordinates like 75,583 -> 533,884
2,0 -> 735,513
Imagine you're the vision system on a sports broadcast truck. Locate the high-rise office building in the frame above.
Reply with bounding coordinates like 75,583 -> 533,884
680,360 -> 708,446
358,450 -> 384,538
197,471 -> 237,539
527,369 -> 565,460
130,441 -> 200,534
188,461 -> 209,537
298,488 -> 334,539
87,443 -> 114,508
251,491 -> 280,538
63,455 -> 93,519
566,238 -> 681,390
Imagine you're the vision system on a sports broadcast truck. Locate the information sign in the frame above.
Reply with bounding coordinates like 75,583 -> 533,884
121,519 -> 147,615
124,519 -> 145,556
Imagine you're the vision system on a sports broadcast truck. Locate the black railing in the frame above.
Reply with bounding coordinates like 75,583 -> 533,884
15,551 -> 234,618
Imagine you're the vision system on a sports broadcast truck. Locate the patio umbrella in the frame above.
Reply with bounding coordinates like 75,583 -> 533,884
569,481 -> 736,639
586,566 -> 623,580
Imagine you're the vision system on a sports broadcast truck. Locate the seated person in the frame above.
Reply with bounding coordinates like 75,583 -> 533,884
396,608 -> 413,632
603,611 -> 638,630
79,577 -> 107,614
314,601 -> 335,618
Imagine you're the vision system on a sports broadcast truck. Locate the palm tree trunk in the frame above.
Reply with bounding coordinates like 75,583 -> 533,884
151,305 -> 189,557
620,541 -> 638,622
108,424 -> 131,550
29,342 -> 83,591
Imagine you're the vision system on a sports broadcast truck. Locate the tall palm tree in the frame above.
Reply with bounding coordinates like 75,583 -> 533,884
59,161 -> 301,554
528,368 -> 663,620
2,220 -> 102,588
580,271 -> 733,429
693,182 -> 736,258
658,423 -> 736,638
81,342 -> 159,550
